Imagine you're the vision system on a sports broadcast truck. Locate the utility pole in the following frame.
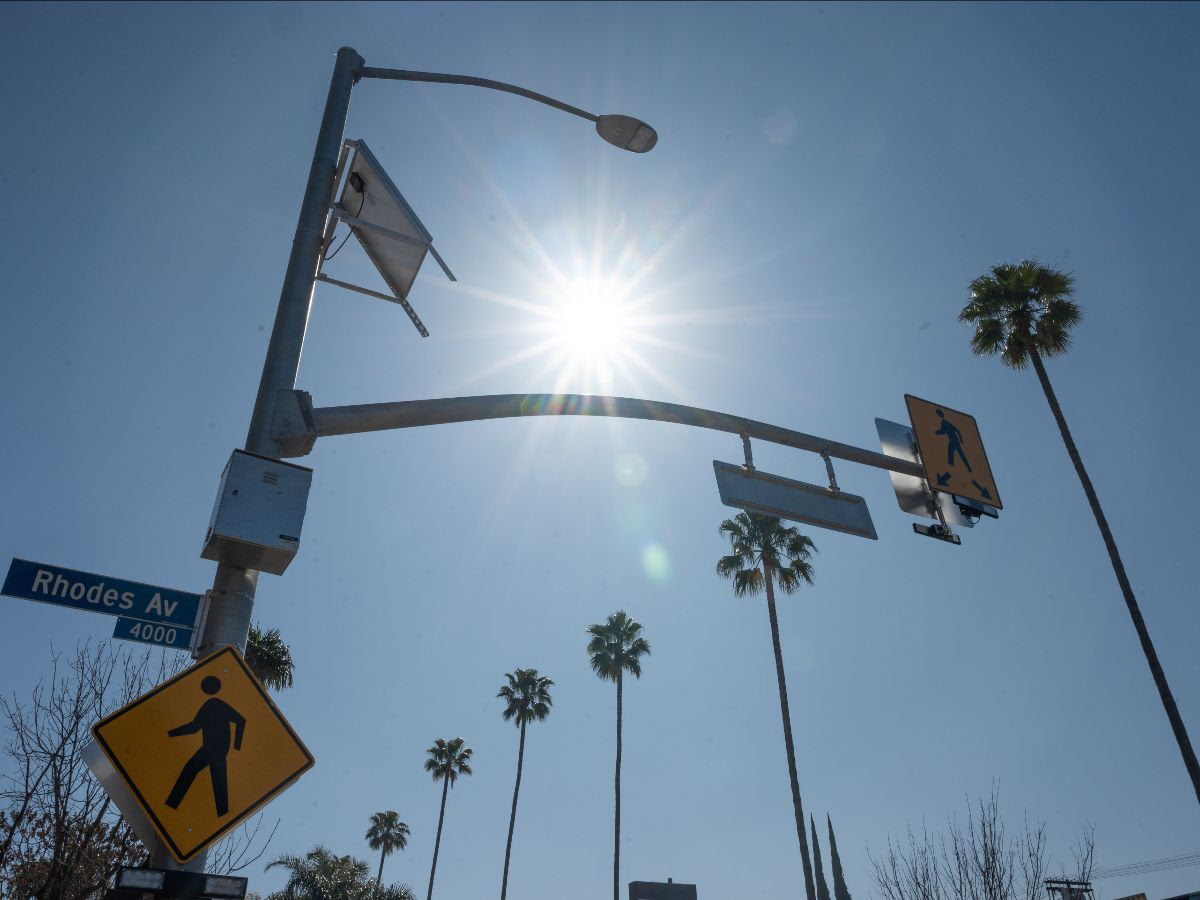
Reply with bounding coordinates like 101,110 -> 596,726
145,45 -> 364,874
144,45 -> 658,877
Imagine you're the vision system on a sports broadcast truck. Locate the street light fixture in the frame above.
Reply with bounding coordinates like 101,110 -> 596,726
358,66 -> 658,153
595,114 -> 658,153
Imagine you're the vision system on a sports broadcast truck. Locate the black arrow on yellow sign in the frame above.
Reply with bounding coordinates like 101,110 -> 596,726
905,394 -> 1002,510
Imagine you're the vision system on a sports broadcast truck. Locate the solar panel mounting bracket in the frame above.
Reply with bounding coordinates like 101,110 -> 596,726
314,139 -> 455,338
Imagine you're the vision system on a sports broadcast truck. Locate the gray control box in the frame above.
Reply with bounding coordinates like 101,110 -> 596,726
201,450 -> 313,575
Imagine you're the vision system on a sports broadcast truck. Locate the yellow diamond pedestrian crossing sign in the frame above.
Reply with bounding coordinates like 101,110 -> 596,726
905,394 -> 1002,510
91,646 -> 313,862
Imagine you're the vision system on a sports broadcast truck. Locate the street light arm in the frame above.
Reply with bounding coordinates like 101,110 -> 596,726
269,390 -> 924,478
358,67 -> 599,123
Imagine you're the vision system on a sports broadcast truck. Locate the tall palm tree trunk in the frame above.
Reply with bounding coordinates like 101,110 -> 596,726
1028,345 -> 1200,805
376,846 -> 386,887
427,777 -> 450,900
764,563 -> 817,900
613,670 -> 624,900
500,720 -> 527,900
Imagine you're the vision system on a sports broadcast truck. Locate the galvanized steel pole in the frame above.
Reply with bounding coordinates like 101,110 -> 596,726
194,44 -> 361,655
142,46 -> 659,877
245,46 -> 364,459
195,43 -> 362,666
148,46 -> 363,874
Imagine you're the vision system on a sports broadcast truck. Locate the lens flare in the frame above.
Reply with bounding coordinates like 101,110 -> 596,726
641,543 -> 671,583
614,452 -> 648,487
553,276 -> 633,359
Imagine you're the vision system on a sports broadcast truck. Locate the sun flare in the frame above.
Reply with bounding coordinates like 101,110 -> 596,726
531,272 -> 658,390
553,276 -> 633,360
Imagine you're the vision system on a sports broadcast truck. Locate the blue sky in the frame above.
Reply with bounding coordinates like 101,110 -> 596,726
2,2 -> 1199,899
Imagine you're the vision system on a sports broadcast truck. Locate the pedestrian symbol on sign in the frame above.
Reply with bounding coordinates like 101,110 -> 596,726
165,676 -> 245,818
905,394 -> 1002,510
934,408 -> 972,473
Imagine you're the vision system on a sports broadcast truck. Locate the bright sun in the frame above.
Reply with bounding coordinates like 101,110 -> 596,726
447,211 -> 696,398
533,272 -> 656,390
553,276 -> 632,359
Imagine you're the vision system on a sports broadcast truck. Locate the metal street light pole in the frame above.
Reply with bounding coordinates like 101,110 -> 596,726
243,47 -> 366,461
147,45 -> 363,872
149,46 -> 655,873
186,48 -> 363,670
200,45 -> 656,656
198,43 -> 658,658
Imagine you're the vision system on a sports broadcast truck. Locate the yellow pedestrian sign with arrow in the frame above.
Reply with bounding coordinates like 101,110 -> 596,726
905,394 -> 1002,510
91,646 -> 313,862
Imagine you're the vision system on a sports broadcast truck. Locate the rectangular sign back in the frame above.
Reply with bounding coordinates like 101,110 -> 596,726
713,461 -> 878,540
875,418 -> 975,528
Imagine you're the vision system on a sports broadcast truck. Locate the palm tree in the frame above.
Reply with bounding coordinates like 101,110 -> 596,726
245,623 -> 295,691
266,845 -> 416,900
497,669 -> 553,900
366,811 -> 410,893
961,260 -> 1200,806
267,846 -> 371,900
586,611 -> 651,900
717,511 -> 818,900
423,737 -> 473,900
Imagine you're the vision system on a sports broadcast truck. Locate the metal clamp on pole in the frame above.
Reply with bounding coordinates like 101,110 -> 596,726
189,591 -> 214,658
271,390 -> 318,458
191,586 -> 257,658
898,429 -> 962,545
741,433 -> 755,470
912,487 -> 960,545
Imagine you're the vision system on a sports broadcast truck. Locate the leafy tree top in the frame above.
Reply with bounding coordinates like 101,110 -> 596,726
959,260 -> 1081,370
365,810 -> 409,855
716,511 -> 816,595
266,845 -> 415,900
586,611 -> 651,682
498,668 -> 554,726
246,624 -> 295,691
424,737 -> 473,787
267,846 -> 369,900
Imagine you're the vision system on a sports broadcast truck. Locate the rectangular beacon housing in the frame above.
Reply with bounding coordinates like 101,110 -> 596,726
201,450 -> 313,575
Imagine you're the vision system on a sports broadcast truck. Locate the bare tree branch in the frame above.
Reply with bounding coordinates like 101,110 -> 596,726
869,790 -> 1094,900
208,814 -> 282,875
1,641 -> 184,900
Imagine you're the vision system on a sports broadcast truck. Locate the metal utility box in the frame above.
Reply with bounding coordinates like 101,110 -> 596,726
201,450 -> 312,575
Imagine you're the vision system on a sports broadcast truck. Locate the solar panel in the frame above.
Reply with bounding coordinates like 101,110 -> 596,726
326,139 -> 454,336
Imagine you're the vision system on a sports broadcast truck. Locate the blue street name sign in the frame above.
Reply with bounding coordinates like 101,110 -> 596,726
2,558 -> 201,628
112,617 -> 194,650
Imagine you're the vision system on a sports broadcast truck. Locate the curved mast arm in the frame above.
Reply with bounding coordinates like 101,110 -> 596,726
271,390 -> 923,478
358,67 -> 598,122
